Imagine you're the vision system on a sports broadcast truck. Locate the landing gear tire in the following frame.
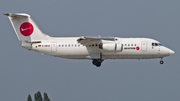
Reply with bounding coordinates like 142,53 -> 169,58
96,62 -> 101,67
92,59 -> 102,67
160,60 -> 164,64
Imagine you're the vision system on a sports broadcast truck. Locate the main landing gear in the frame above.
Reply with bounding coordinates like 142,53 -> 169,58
92,59 -> 103,67
160,58 -> 164,64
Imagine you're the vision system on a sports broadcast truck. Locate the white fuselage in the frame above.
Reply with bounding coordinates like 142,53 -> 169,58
30,37 -> 173,60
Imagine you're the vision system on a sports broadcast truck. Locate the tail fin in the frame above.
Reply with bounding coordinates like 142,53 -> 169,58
4,13 -> 48,43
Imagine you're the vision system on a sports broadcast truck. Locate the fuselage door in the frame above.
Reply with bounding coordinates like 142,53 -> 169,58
51,43 -> 57,52
141,41 -> 147,51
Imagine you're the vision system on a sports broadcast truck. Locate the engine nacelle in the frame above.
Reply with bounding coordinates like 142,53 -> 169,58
102,43 -> 123,52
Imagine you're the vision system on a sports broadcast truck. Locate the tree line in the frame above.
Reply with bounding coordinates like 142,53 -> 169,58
27,91 -> 50,101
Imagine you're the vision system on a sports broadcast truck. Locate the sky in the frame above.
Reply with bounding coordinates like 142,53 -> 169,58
0,0 -> 179,101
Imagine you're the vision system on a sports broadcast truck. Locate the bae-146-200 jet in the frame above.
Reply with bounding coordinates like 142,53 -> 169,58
4,13 -> 175,67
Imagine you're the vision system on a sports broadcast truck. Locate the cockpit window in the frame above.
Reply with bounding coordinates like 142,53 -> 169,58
152,43 -> 162,46
158,43 -> 162,46
152,43 -> 155,46
155,43 -> 158,46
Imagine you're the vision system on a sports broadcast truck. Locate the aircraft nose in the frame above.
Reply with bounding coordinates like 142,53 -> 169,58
169,49 -> 175,56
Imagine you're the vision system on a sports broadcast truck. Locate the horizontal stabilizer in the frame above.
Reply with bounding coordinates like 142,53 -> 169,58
4,13 -> 30,17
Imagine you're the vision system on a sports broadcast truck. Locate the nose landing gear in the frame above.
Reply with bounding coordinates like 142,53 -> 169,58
160,58 -> 164,64
160,60 -> 164,64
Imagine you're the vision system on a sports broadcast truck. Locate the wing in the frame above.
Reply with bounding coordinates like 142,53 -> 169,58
77,36 -> 115,45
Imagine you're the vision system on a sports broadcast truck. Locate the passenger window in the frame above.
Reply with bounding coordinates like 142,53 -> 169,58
131,44 -> 133,46
92,44 -> 94,47
128,44 -> 130,46
68,44 -> 70,47
59,45 -> 61,47
75,45 -> 77,47
125,44 -> 126,46
72,44 -> 73,47
65,45 -> 67,47
96,44 -> 97,47
62,45 -> 64,47
134,44 -> 136,46
89,45 -> 91,47
78,45 -> 80,47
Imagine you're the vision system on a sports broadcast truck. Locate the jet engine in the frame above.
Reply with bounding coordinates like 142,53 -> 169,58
100,43 -> 123,52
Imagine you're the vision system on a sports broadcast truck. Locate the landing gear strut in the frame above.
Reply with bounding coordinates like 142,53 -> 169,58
160,58 -> 164,64
92,59 -> 103,67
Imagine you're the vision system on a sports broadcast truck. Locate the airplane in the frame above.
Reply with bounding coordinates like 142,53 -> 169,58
4,13 -> 175,67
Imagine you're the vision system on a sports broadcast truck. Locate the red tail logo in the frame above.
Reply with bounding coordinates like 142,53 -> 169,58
20,22 -> 34,36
